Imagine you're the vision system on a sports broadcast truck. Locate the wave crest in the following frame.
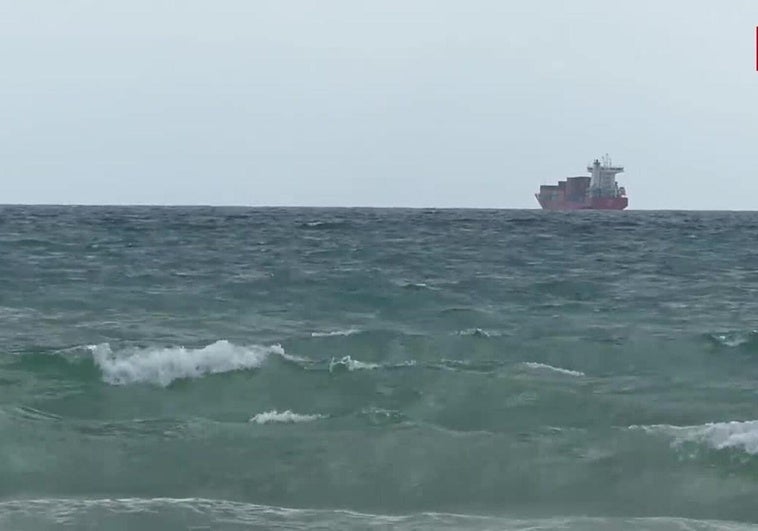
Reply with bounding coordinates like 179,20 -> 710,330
455,328 -> 495,338
328,355 -> 380,372
249,410 -> 324,424
634,420 -> 758,455
89,340 -> 282,387
310,329 -> 360,337
707,330 -> 758,348
522,362 -> 585,377
327,356 -> 416,373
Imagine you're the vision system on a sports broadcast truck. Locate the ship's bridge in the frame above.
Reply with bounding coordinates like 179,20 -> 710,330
587,165 -> 624,173
588,155 -> 625,198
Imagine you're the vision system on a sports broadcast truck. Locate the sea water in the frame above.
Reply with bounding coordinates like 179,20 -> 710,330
1,206 -> 758,529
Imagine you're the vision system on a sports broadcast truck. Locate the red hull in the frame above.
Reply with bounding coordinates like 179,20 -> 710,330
535,194 -> 628,211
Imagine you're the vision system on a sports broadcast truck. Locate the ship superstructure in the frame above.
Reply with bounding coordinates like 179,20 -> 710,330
535,155 -> 628,210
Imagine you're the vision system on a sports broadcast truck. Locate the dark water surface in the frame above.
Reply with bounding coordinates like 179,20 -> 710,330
1,206 -> 758,529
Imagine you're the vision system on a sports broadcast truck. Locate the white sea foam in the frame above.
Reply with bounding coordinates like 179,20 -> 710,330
88,340 -> 282,387
327,355 -> 417,372
328,355 -> 380,372
435,359 -> 502,373
400,281 -> 431,290
249,410 -> 324,424
710,331 -> 756,347
0,497 -> 755,531
277,351 -> 312,364
0,498 -> 751,531
636,420 -> 758,455
310,329 -> 360,337
456,328 -> 492,338
522,362 -> 585,377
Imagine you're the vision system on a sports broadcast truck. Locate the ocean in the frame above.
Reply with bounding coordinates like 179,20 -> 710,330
1,206 -> 758,530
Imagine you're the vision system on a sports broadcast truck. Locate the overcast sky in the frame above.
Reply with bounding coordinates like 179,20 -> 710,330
1,0 -> 756,209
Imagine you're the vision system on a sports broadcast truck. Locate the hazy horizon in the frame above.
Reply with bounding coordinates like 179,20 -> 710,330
8,204 -> 758,213
2,1 -> 757,209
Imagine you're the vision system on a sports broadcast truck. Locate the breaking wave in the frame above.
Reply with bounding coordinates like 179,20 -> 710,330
396,280 -> 435,290
299,220 -> 349,230
327,355 -> 416,373
88,340 -> 283,387
249,410 -> 324,424
310,329 -> 360,337
707,330 -> 758,348
328,355 -> 380,372
455,328 -> 499,338
634,420 -> 758,455
432,359 -> 505,373
522,362 -> 585,377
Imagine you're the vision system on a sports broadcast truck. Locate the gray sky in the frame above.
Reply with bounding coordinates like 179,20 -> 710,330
1,0 -> 757,209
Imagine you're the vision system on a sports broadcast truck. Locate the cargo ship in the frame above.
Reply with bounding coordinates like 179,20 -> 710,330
535,155 -> 628,210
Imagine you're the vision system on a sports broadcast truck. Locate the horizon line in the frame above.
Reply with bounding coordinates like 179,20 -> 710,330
0,203 -> 755,212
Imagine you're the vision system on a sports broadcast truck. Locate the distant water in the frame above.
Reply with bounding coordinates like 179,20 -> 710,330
2,206 -> 758,530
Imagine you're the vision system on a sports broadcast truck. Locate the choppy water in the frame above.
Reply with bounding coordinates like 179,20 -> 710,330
2,206 -> 758,530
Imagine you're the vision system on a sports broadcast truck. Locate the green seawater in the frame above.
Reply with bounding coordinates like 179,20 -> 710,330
1,206 -> 758,530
